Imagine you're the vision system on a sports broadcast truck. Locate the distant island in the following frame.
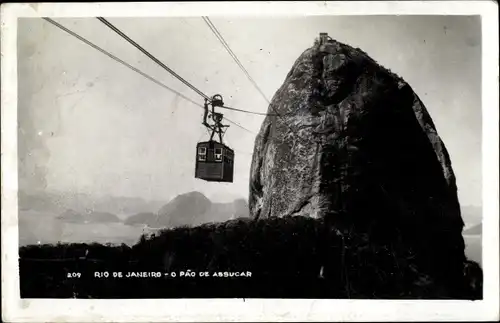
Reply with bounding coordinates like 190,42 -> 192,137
464,223 -> 482,235
18,189 -> 250,246
123,192 -> 250,228
57,209 -> 121,224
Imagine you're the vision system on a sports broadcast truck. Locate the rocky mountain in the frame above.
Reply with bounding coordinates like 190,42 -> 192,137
249,35 -> 477,298
157,191 -> 212,228
124,192 -> 250,228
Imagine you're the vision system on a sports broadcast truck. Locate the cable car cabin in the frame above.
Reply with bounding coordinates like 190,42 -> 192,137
195,141 -> 234,182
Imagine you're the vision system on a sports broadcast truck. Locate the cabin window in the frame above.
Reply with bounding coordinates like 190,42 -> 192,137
215,148 -> 223,162
198,147 -> 207,161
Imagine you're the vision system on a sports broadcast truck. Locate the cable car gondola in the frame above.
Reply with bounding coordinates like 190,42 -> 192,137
46,18 -> 264,185
195,94 -> 234,183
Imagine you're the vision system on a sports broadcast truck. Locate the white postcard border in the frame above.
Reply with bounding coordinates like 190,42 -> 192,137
1,1 -> 498,322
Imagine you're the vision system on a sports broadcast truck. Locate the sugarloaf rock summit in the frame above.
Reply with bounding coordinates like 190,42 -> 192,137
249,34 -> 480,298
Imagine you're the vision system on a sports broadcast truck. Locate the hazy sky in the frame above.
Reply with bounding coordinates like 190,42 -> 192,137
17,15 -> 481,205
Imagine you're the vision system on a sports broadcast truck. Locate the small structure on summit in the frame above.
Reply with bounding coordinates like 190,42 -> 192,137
319,32 -> 329,45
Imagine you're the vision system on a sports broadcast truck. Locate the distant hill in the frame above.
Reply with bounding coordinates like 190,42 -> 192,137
87,211 -> 121,223
464,223 -> 482,235
157,191 -> 212,228
88,196 -> 166,216
461,205 -> 482,226
56,209 -> 121,224
57,209 -> 85,223
123,192 -> 250,228
18,190 -> 167,216
232,198 -> 251,218
124,212 -> 157,226
200,198 -> 250,224
18,190 -> 64,213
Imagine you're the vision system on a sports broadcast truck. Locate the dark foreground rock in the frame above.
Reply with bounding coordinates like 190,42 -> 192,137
19,216 -> 482,299
248,35 -> 478,298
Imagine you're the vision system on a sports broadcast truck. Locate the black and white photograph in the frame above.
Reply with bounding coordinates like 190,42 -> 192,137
1,1 -> 499,322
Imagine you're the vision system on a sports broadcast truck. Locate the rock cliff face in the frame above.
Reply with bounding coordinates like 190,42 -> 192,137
249,36 -> 470,293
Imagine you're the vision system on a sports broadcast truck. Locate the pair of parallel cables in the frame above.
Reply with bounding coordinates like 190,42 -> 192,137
43,17 -> 312,146
42,17 -> 272,134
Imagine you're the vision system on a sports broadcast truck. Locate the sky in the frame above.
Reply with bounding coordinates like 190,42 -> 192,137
17,15 -> 482,205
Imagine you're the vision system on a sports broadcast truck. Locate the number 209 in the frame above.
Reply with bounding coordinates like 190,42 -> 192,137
67,272 -> 81,278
